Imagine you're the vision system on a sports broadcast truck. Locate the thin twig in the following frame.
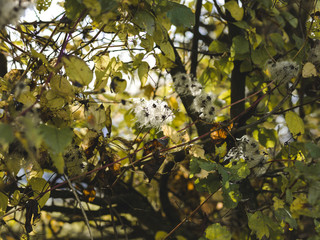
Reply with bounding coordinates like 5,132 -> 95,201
64,174 -> 93,240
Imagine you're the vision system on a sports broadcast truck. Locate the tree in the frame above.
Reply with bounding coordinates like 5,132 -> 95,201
0,0 -> 320,239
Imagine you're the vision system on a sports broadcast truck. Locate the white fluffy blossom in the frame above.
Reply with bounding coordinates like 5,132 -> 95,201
224,135 -> 268,176
133,98 -> 174,129
266,60 -> 300,84
173,73 -> 203,96
191,92 -> 216,122
0,0 -> 33,27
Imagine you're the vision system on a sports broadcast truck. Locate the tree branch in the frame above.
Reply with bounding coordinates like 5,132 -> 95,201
190,0 -> 203,76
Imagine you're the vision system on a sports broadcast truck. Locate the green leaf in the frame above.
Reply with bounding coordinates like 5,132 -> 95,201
29,177 -> 50,208
0,192 -> 8,216
199,67 -> 216,85
257,128 -> 277,148
275,208 -> 297,229
269,33 -> 285,49
308,181 -> 320,205
305,142 -> 320,158
141,36 -> 154,52
205,223 -> 232,240
36,0 -> 52,12
31,48 -> 49,65
62,55 -> 93,87
83,0 -> 101,17
51,152 -> 65,174
209,40 -> 228,54
224,1 -> 244,21
248,211 -> 270,239
222,181 -> 240,208
231,162 -> 250,179
194,173 -> 221,193
231,35 -> 249,59
240,59 -> 252,72
251,46 -> 269,67
282,12 -> 298,28
64,0 -> 85,19
159,41 -> 175,61
132,10 -> 155,35
40,125 -> 73,153
285,111 -> 305,136
138,61 -> 150,87
166,2 -> 195,28
232,21 -> 250,29
0,123 -> 14,146
196,158 -> 217,172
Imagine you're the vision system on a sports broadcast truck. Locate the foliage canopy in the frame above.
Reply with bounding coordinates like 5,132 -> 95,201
0,0 -> 320,239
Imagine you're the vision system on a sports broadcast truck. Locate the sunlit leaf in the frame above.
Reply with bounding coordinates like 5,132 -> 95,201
205,223 -> 232,240
210,122 -> 233,143
110,76 -> 127,93
285,111 -> 305,136
36,0 -> 52,12
138,61 -> 149,87
224,1 -> 243,21
159,41 -> 175,62
302,62 -> 317,78
209,40 -> 228,54
29,177 -> 50,208
273,196 -> 285,210
62,55 -> 93,87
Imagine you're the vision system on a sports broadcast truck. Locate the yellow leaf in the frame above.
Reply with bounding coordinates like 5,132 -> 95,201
290,194 -> 311,218
62,55 -> 93,87
110,76 -> 127,93
285,111 -> 305,135
159,41 -> 175,61
273,196 -> 285,210
162,125 -> 190,144
50,75 -> 75,98
155,231 -> 167,240
138,61 -> 149,87
45,90 -> 65,109
189,144 -> 206,159
29,177 -> 50,208
302,62 -> 317,78
224,1 -> 243,21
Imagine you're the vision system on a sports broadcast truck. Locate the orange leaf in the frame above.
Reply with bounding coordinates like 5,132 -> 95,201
210,122 -> 233,143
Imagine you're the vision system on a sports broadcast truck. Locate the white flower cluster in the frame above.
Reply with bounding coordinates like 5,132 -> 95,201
266,60 -> 300,84
133,98 -> 174,129
224,135 -> 268,176
191,92 -> 216,122
0,0 -> 33,27
173,73 -> 216,122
